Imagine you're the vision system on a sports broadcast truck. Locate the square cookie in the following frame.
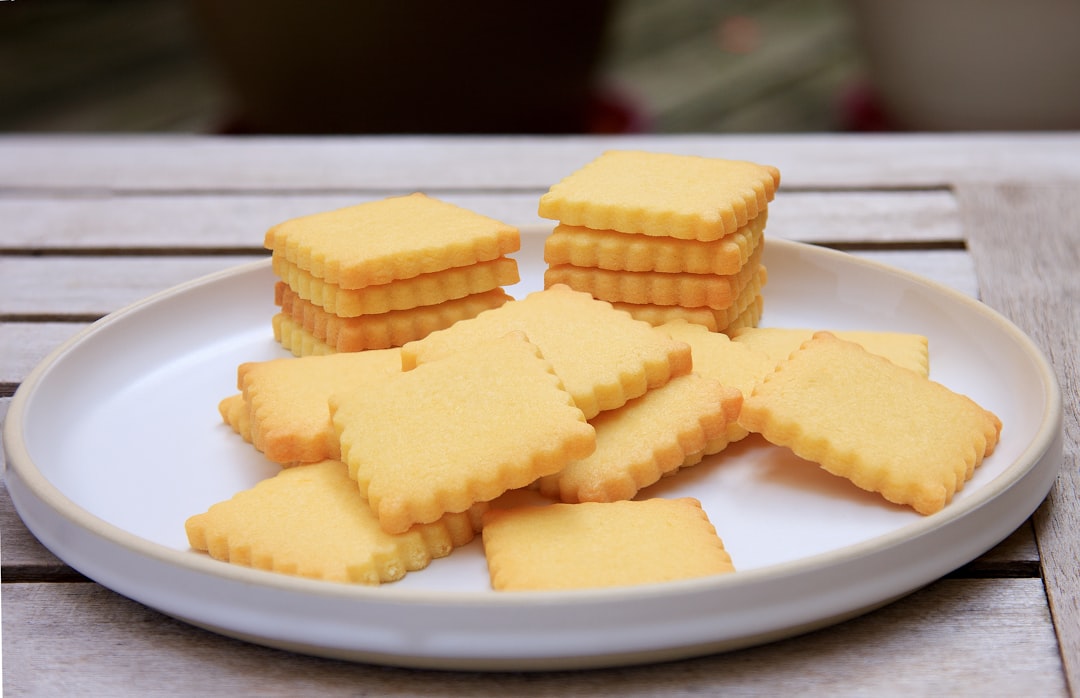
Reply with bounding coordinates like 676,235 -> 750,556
401,284 -> 692,419
538,150 -> 780,240
730,327 -> 929,376
738,332 -> 1001,515
482,498 -> 735,591
657,319 -> 777,449
277,284 -> 512,353
545,247 -> 763,310
544,211 -> 765,275
537,372 -> 742,503
273,254 -> 519,316
265,193 -> 520,288
238,348 -> 404,464
331,331 -> 596,534
610,265 -> 767,332
185,459 -> 483,585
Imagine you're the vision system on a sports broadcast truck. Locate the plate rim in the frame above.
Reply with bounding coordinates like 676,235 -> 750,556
2,237 -> 1064,668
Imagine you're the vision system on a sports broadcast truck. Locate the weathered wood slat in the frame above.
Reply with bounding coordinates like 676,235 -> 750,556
953,523 -> 1040,576
0,579 -> 1066,696
0,322 -> 89,385
958,182 -> 1080,692
4,134 -> 1080,191
0,190 -> 961,249
1,398 -> 82,578
0,492 -> 86,583
0,255 -> 266,318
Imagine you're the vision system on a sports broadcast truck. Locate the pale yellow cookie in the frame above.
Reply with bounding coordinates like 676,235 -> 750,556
185,460 -> 484,584
265,193 -> 520,288
538,150 -> 780,240
331,331 -> 597,534
730,327 -> 929,376
537,373 -> 742,503
657,319 -> 776,451
738,332 -> 1001,515
218,394 -> 252,443
545,247 -> 763,309
277,284 -> 513,352
238,349 -> 404,464
400,284 -> 693,419
544,211 -> 765,275
481,498 -> 735,591
611,265 -> 767,331
272,254 -> 519,316
721,295 -> 764,335
272,313 -> 335,357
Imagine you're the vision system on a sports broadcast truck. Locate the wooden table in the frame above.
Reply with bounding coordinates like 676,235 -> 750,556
2,134 -> 1078,696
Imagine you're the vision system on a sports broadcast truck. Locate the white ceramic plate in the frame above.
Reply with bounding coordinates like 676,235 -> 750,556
4,236 -> 1062,671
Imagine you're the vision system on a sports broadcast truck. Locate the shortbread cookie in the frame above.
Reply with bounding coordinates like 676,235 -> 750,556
237,349 -> 404,464
544,211 -> 765,275
185,460 -> 484,584
611,265 -> 767,331
265,193 -> 520,288
730,327 -> 929,376
538,150 -> 780,240
537,373 -> 742,503
721,295 -> 764,335
401,284 -> 693,419
273,254 -> 519,316
218,394 -> 253,443
481,498 -> 735,591
332,332 -> 596,534
657,320 -> 776,450
545,247 -> 763,309
278,284 -> 513,352
272,313 -> 334,357
738,332 -> 1001,515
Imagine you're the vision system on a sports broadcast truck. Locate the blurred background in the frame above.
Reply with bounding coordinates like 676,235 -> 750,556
2,0 -> 1078,135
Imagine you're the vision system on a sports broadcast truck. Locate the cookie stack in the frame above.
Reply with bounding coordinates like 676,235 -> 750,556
264,193 -> 521,356
538,150 -> 780,334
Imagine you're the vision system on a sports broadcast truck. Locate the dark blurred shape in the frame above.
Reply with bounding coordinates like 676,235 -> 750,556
189,1 -> 616,134
716,15 -> 761,55
849,0 -> 1080,131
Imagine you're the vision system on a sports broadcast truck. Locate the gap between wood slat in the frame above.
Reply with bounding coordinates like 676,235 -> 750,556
946,561 -> 1043,579
822,240 -> 966,252
0,186 -> 549,198
1,565 -> 90,584
0,562 -> 1043,585
0,314 -> 104,323
0,241 -> 963,258
0,184 -> 954,197
0,248 -> 269,257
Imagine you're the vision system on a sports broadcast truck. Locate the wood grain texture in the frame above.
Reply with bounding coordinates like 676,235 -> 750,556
958,182 -> 1080,693
0,580 -> 1065,697
0,322 -> 89,385
0,190 -> 961,249
4,134 -> 1080,191
0,255 -> 266,317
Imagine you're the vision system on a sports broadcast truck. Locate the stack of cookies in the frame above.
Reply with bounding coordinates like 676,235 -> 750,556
538,150 -> 780,334
264,193 -> 521,356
